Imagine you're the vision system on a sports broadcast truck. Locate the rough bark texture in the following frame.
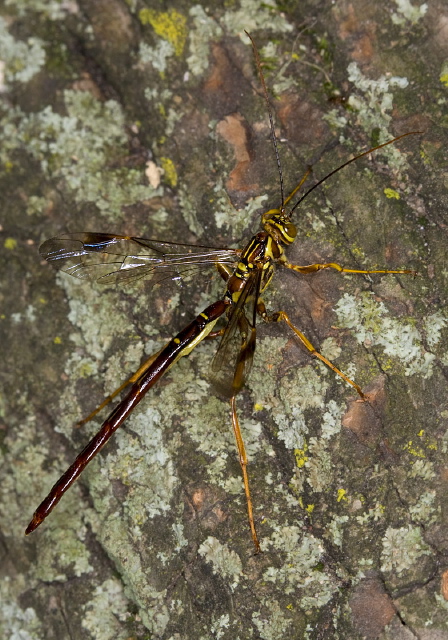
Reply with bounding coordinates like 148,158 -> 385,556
1,1 -> 447,639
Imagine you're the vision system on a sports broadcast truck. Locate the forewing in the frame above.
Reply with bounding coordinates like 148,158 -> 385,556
210,269 -> 261,398
40,233 -> 238,285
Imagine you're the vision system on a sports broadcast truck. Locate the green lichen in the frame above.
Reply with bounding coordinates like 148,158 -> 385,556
391,0 -> 428,26
33,521 -> 94,582
187,1 -> 292,79
86,512 -> 171,635
263,528 -> 336,606
0,17 -> 46,84
408,491 -> 438,525
345,63 -> 412,171
424,310 -> 447,347
198,537 -> 243,590
107,407 -> 176,518
305,437 -> 333,493
4,0 -> 68,20
82,579 -> 132,640
177,182 -> 207,236
8,418 -> 95,581
327,514 -> 349,547
356,502 -> 386,525
59,272 -> 139,371
320,400 -> 344,439
252,600 -> 293,639
170,355 -> 252,493
334,291 -> 439,378
186,5 -> 223,77
26,195 -> 50,216
246,335 -> 288,404
0,91 -> 161,221
381,525 -> 431,574
3,421 -> 50,536
221,0 -> 293,36
139,39 -> 175,73
408,458 -> 436,479
260,360 -> 348,526
213,189 -> 267,238
0,575 -> 42,639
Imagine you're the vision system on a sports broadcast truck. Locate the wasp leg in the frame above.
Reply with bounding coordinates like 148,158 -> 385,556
205,328 -> 225,339
271,310 -> 366,399
230,395 -> 261,553
283,260 -> 416,277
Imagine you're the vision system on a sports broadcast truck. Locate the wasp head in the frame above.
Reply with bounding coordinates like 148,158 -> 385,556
262,209 -> 297,246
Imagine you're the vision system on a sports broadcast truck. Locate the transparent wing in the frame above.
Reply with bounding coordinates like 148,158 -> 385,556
210,268 -> 262,398
40,233 -> 239,285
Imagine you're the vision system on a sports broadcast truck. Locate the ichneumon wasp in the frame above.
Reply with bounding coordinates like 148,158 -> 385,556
26,32 -> 419,552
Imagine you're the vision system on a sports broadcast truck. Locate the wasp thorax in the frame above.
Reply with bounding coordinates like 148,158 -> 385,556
262,210 -> 297,245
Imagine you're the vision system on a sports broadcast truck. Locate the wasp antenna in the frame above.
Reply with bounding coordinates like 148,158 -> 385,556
245,31 -> 285,210
289,131 -> 424,215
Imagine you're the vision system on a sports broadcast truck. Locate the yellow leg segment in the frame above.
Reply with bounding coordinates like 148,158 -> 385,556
273,311 -> 366,399
230,396 -> 261,553
284,260 -> 417,277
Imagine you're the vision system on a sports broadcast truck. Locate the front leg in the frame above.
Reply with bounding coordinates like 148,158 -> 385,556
283,259 -> 416,277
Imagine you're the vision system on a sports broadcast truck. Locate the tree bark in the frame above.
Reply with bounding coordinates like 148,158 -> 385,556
1,1 -> 447,639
